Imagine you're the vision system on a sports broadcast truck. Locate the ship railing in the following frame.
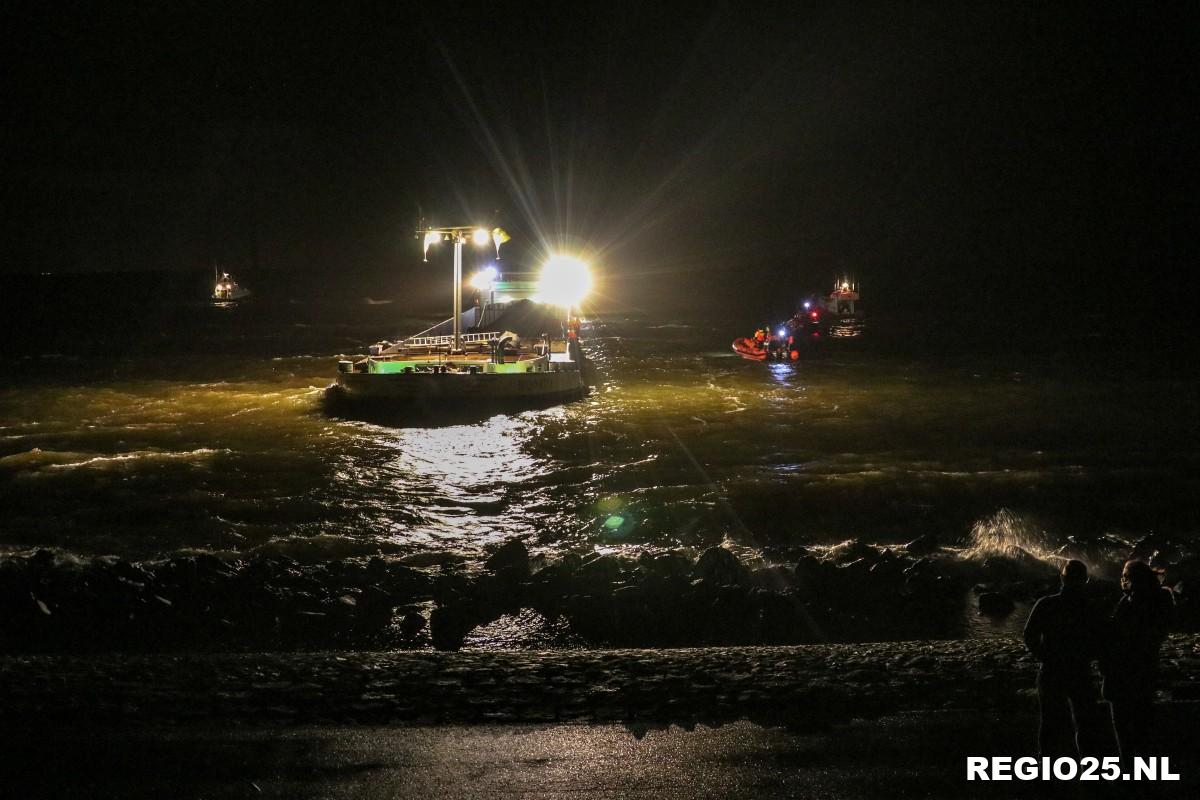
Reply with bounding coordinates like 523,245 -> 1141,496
402,331 -> 506,348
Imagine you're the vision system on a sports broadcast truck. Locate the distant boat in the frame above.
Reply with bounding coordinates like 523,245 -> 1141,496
212,270 -> 251,303
824,277 -> 861,319
782,277 -> 865,341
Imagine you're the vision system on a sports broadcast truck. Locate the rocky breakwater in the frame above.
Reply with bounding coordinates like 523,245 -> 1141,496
429,538 -> 974,650
0,549 -> 433,653
429,530 -> 1200,650
2,529 -> 1197,654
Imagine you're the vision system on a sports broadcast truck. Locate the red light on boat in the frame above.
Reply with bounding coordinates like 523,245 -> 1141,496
810,311 -> 819,319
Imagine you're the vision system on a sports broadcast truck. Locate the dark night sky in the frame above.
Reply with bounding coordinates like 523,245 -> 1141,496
2,2 -> 1196,321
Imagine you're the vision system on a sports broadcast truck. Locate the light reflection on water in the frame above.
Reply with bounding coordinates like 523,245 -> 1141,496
0,316 -> 1197,565
373,413 -> 548,550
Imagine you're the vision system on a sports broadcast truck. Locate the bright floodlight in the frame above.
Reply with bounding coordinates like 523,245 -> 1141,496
470,265 -> 498,290
537,255 -> 592,306
472,228 -> 491,247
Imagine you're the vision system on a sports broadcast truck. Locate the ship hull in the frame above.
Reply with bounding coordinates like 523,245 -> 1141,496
327,368 -> 587,422
336,368 -> 583,400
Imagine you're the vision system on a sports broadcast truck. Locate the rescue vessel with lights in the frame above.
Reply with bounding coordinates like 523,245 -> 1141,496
212,269 -> 251,303
327,226 -> 591,412
790,277 -> 863,336
814,276 -> 864,338
732,277 -> 864,359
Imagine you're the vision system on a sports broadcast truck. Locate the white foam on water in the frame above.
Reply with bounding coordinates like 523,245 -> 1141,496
960,508 -> 1059,561
0,447 -> 228,474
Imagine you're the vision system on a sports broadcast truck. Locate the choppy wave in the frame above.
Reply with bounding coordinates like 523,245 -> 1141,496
241,533 -> 410,563
1,314 -> 1197,571
0,447 -> 227,474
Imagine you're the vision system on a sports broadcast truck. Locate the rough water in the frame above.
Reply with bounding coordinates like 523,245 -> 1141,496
1,273 -> 1198,571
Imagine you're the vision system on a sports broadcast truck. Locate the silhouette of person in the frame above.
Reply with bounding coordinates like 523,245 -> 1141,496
1023,559 -> 1103,756
1101,559 -> 1175,758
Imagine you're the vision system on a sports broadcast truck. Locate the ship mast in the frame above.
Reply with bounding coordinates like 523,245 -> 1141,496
420,226 -> 508,354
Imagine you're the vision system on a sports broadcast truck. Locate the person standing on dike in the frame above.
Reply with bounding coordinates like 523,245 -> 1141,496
1023,559 -> 1105,757
1101,559 -> 1175,758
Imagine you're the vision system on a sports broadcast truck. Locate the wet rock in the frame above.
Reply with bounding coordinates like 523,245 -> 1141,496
365,556 -> 389,582
194,553 -> 237,578
903,557 -> 939,579
749,564 -> 794,591
904,533 -> 940,557
485,539 -> 530,579
978,592 -> 1015,617
430,604 -> 478,651
472,573 -> 524,618
637,552 -> 691,580
110,559 -> 150,585
612,585 -> 652,641
705,585 -> 755,644
979,549 -> 1058,583
399,610 -> 427,639
826,539 -> 880,565
1058,536 -> 1128,572
612,584 -> 645,601
526,562 -> 575,618
563,593 -> 617,643
355,585 -> 397,626
557,553 -> 584,574
868,558 -> 906,588
793,556 -> 826,597
755,590 -> 802,644
830,558 -> 873,601
30,593 -> 52,616
1132,534 -> 1180,565
378,564 -> 430,602
432,572 -> 474,607
694,547 -> 747,586
577,554 -> 623,594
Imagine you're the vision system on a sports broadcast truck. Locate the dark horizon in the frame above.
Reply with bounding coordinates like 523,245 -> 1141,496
3,2 -> 1197,328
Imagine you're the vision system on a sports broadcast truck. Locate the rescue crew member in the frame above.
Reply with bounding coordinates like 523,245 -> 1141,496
767,330 -> 782,360
567,318 -> 582,362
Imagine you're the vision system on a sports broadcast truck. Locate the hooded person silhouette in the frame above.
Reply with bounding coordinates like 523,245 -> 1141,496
1101,559 -> 1175,758
1023,559 -> 1103,756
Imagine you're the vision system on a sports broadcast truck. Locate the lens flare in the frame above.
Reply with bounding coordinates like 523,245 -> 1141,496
470,266 -> 498,290
536,255 -> 592,306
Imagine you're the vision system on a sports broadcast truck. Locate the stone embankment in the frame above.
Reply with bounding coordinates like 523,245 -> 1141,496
3,636 -> 1198,728
3,532 -> 1196,653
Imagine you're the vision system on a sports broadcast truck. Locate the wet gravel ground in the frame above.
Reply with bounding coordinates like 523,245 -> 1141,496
3,636 -> 1198,728
4,712 -> 1199,799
